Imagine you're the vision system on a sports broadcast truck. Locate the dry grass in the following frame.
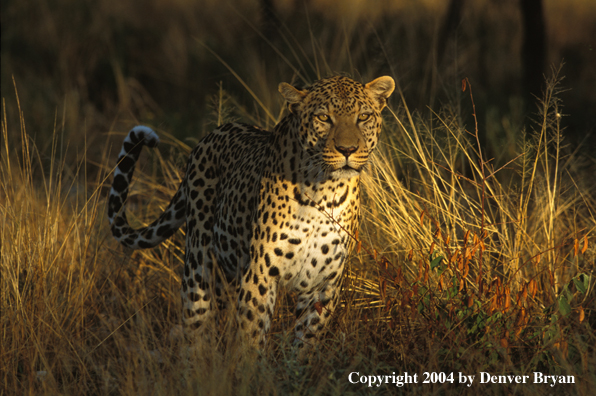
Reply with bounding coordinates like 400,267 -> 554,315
2,67 -> 594,395
2,1 -> 595,395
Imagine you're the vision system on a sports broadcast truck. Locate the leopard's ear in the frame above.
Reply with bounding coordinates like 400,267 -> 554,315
279,82 -> 307,114
364,76 -> 395,109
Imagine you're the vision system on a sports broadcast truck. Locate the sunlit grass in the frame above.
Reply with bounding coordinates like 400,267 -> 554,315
3,63 -> 594,394
2,1 -> 595,392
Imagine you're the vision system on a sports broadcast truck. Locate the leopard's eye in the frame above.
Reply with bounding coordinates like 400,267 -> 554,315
316,114 -> 330,123
358,113 -> 371,122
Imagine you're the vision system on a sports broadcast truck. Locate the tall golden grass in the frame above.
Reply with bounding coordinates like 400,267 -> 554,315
2,65 -> 594,394
2,1 -> 595,393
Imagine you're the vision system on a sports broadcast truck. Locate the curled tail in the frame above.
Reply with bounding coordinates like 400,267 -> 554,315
108,126 -> 186,249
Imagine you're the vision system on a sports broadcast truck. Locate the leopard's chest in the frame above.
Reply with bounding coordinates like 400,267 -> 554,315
261,180 -> 360,292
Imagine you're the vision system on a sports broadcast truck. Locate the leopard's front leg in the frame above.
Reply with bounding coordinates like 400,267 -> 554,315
293,278 -> 342,360
236,261 -> 279,348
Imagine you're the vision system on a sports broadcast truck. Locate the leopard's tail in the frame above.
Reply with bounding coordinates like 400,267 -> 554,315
108,126 -> 186,249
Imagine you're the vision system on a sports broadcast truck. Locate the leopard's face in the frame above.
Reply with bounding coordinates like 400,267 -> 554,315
279,75 -> 395,179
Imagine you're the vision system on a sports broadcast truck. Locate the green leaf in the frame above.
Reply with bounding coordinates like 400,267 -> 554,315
562,284 -> 573,302
558,295 -> 572,316
430,256 -> 444,270
573,275 -> 587,294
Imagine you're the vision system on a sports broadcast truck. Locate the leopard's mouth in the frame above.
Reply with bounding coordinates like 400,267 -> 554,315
331,164 -> 361,179
324,156 -> 365,177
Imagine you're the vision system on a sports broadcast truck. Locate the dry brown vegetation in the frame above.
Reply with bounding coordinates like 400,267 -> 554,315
2,1 -> 595,395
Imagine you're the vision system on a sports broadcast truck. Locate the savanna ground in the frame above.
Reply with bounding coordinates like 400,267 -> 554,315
1,0 -> 595,395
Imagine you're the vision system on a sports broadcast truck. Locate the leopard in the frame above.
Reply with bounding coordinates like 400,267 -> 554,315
107,75 -> 395,355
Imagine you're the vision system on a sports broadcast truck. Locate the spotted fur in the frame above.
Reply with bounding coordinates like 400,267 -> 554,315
108,75 -> 395,354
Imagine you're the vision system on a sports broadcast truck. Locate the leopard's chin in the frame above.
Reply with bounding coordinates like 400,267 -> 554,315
333,166 -> 361,179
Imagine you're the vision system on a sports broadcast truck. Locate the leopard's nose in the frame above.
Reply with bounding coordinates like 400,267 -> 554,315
335,145 -> 358,158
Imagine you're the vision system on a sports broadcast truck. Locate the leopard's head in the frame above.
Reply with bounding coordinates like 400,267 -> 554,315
279,75 -> 394,178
